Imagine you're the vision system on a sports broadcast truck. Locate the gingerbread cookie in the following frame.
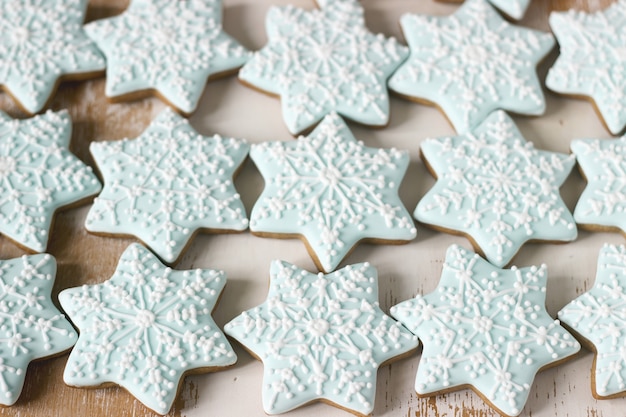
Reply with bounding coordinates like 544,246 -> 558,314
0,254 -> 77,406
388,0 -> 554,133
84,0 -> 249,115
571,136 -> 626,234
391,244 -> 580,417
249,112 -> 416,273
559,243 -> 626,399
434,0 -> 531,20
415,110 -> 577,267
224,260 -> 419,416
239,0 -> 408,135
59,243 -> 236,415
0,0 -> 105,114
85,107 -> 249,264
0,110 -> 101,252
547,1 -> 626,135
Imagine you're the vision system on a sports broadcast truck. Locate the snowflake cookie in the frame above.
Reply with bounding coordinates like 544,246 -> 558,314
0,254 -> 77,406
546,1 -> 626,135
391,244 -> 580,417
415,110 -> 577,267
0,0 -> 105,114
571,136 -> 626,234
0,110 -> 101,252
388,0 -> 554,133
59,243 -> 236,415
225,260 -> 419,416
84,0 -> 249,115
435,0 -> 531,20
85,107 -> 249,264
559,244 -> 626,398
239,0 -> 408,135
249,112 -> 416,273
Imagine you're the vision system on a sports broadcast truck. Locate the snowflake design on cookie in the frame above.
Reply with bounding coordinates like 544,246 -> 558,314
415,110 -> 577,267
559,244 -> 626,398
436,0 -> 531,20
239,0 -> 408,135
59,243 -> 236,415
85,107 -> 249,264
547,1 -> 626,135
571,136 -> 626,233
0,0 -> 105,114
84,0 -> 249,114
225,260 -> 418,416
388,0 -> 554,132
391,245 -> 580,417
249,112 -> 416,272
0,254 -> 77,406
0,110 -> 101,252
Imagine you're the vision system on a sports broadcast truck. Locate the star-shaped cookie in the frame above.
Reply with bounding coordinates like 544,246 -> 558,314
0,110 -> 101,252
84,0 -> 249,114
388,0 -> 554,132
559,243 -> 626,398
435,0 -> 531,20
59,243 -> 236,415
0,254 -> 77,406
547,2 -> 626,135
571,136 -> 626,234
85,107 -> 249,265
249,112 -> 416,273
415,110 -> 577,267
225,260 -> 419,416
0,0 -> 105,114
239,0 -> 408,135
391,245 -> 580,417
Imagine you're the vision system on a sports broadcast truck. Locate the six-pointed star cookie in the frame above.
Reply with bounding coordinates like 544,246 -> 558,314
0,0 -> 105,114
249,112 -> 416,273
435,0 -> 531,20
559,244 -> 626,399
84,0 -> 249,114
388,0 -> 554,133
547,1 -> 626,135
225,260 -> 419,416
391,245 -> 580,417
0,254 -> 77,406
59,243 -> 236,415
239,0 -> 408,135
85,107 -> 249,264
571,136 -> 626,234
415,110 -> 577,267
0,110 -> 101,252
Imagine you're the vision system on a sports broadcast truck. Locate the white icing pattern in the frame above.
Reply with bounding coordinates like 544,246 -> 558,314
59,243 -> 236,415
391,245 -> 580,417
224,260 -> 419,416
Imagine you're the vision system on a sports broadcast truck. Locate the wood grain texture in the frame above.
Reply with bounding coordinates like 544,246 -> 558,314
0,0 -> 621,417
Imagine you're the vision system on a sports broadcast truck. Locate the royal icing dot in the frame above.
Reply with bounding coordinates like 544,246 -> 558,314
0,110 -> 102,252
85,107 -> 249,264
388,0 -> 554,133
0,0 -> 105,114
225,260 -> 418,416
415,110 -> 577,268
0,254 -> 77,406
249,112 -> 416,273
59,243 -> 236,415
84,0 -> 249,114
546,1 -> 626,135
391,245 -> 580,417
239,0 -> 408,135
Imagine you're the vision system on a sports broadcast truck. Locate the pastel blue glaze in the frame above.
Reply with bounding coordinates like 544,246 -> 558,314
546,1 -> 626,135
487,0 -> 531,20
391,245 -> 580,417
59,243 -> 236,415
239,0 -> 408,135
388,0 -> 554,133
415,110 -> 577,267
225,260 -> 419,416
84,0 -> 249,114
